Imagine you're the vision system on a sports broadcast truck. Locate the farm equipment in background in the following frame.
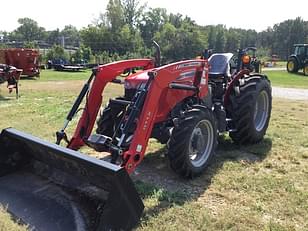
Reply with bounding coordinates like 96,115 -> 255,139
0,43 -> 272,230
0,48 -> 40,77
0,64 -> 22,98
47,59 -> 86,72
287,44 -> 308,76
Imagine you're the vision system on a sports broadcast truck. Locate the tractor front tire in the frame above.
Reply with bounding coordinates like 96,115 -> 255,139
304,64 -> 308,76
167,105 -> 217,178
287,58 -> 299,73
229,75 -> 272,144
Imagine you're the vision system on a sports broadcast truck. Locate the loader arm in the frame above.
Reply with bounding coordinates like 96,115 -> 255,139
121,60 -> 207,173
68,59 -> 154,150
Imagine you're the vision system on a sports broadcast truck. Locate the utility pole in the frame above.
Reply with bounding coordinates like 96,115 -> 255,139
61,36 -> 65,48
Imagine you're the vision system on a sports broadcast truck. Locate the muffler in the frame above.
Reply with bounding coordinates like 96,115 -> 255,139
0,128 -> 143,231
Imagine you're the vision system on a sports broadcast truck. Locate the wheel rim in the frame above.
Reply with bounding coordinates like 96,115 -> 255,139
287,61 -> 294,71
254,90 -> 269,132
188,120 -> 214,168
304,66 -> 308,76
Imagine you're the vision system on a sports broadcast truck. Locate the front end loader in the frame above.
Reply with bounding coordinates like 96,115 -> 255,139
0,44 -> 272,230
0,128 -> 143,230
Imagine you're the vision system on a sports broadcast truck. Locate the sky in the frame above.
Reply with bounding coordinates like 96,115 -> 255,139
0,0 -> 307,32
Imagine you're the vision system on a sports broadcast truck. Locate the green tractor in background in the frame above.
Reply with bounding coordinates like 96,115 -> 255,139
287,44 -> 308,76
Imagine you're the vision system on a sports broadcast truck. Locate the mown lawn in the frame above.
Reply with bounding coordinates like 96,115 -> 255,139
264,70 -> 308,89
0,69 -> 307,231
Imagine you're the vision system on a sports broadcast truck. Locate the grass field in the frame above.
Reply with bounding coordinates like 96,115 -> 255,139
0,69 -> 308,231
264,70 -> 308,89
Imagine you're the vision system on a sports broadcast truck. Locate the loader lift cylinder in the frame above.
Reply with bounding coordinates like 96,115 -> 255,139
118,72 -> 155,148
56,70 -> 96,145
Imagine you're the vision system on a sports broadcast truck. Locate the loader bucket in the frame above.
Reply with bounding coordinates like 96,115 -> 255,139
0,128 -> 143,231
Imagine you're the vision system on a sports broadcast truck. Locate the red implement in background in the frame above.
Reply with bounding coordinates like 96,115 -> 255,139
0,48 -> 40,77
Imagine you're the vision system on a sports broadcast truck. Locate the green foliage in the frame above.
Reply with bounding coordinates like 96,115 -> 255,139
80,26 -> 108,54
2,7 -> 308,63
139,8 -> 168,47
260,17 -> 308,59
215,29 -> 225,52
225,30 -> 240,52
46,45 -> 69,61
61,25 -> 80,47
122,0 -> 146,29
10,18 -> 46,42
45,29 -> 61,46
24,41 -> 38,48
70,44 -> 93,63
154,20 -> 207,63
105,0 -> 125,31
0,43 -> 8,48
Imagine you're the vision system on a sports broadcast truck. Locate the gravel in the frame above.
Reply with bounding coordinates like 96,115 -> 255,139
272,87 -> 308,100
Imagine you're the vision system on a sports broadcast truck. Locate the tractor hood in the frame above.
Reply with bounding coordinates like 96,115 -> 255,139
124,70 -> 152,89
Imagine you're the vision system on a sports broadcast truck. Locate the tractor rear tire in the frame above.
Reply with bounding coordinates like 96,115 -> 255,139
304,64 -> 308,76
229,75 -> 272,144
96,102 -> 124,137
287,58 -> 299,73
167,105 -> 217,178
96,107 -> 115,137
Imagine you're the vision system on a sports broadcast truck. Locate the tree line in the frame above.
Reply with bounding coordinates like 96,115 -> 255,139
1,0 -> 307,63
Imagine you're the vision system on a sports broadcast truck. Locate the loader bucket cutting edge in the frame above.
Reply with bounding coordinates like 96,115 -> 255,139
0,128 -> 144,231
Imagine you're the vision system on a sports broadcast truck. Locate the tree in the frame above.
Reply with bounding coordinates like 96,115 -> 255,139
46,29 -> 61,46
207,26 -> 216,49
215,29 -> 225,52
80,26 -> 109,54
46,45 -> 69,61
105,0 -> 125,31
270,17 -> 307,59
154,21 -> 206,63
61,25 -> 80,47
0,31 -> 9,43
11,18 -> 46,42
71,44 -> 92,63
122,0 -> 145,30
225,29 -> 240,52
139,8 -> 168,47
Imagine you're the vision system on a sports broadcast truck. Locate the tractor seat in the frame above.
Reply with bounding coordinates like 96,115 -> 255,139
208,53 -> 233,78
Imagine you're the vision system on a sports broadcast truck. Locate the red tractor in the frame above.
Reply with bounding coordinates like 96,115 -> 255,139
0,44 -> 271,230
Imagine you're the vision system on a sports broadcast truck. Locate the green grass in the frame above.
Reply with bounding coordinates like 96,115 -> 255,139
0,71 -> 308,231
26,69 -> 91,81
264,70 -> 308,88
0,206 -> 28,231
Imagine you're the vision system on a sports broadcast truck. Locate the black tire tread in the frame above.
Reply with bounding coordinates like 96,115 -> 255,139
96,107 -> 114,137
167,105 -> 217,178
287,58 -> 299,73
304,63 -> 308,76
229,75 -> 272,144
